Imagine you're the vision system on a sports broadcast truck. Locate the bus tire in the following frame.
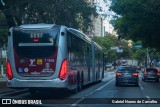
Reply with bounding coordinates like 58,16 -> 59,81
81,72 -> 84,89
72,86 -> 78,94
96,72 -> 98,82
77,72 -> 82,92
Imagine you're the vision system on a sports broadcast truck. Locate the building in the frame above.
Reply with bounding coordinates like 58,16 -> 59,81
93,14 -> 103,37
86,0 -> 105,37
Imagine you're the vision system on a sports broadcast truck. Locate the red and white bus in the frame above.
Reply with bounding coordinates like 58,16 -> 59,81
6,24 -> 104,94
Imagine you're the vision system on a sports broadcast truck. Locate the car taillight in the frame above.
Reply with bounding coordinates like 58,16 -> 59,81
157,72 -> 160,76
116,72 -> 122,76
132,73 -> 138,77
144,71 -> 148,75
6,61 -> 13,80
59,59 -> 68,80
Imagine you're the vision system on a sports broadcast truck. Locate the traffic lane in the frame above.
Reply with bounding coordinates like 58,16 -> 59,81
0,70 -> 115,99
0,70 -> 115,97
33,72 -> 116,107
73,79 -> 142,99
70,71 -> 115,98
0,71 -> 115,107
71,79 -> 160,107
139,78 -> 160,98
33,72 -> 115,99
138,71 -> 160,98
0,71 -> 116,107
1,72 -> 160,107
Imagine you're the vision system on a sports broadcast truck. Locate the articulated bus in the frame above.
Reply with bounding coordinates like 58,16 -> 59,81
6,24 -> 104,94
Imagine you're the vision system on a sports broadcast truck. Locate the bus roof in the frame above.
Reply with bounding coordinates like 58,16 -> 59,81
19,24 -> 56,30
68,28 -> 91,43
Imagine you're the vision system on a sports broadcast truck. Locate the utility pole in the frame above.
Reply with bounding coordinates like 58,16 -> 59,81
146,48 -> 150,68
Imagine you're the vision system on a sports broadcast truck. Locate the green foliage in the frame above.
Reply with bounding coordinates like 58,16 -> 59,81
133,48 -> 146,62
110,0 -> 160,50
94,35 -> 116,61
119,39 -> 133,59
94,34 -> 133,61
0,11 -> 7,47
0,0 -> 97,31
0,29 -> 7,47
0,0 -> 97,47
131,40 -> 160,65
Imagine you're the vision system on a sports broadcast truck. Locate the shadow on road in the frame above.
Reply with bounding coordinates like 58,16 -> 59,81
25,81 -> 103,99
116,84 -> 139,87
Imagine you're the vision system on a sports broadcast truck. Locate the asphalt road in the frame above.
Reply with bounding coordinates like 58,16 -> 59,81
0,70 -> 160,107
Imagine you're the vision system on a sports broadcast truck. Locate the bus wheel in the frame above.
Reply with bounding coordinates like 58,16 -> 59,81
77,73 -> 82,92
81,72 -> 84,89
72,86 -> 78,94
96,73 -> 98,82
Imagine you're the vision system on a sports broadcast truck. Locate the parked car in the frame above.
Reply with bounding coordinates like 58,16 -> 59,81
142,68 -> 160,82
118,64 -> 127,68
115,66 -> 139,86
106,63 -> 113,68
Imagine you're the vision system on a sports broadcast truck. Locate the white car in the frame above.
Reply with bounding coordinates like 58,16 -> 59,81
106,63 -> 113,68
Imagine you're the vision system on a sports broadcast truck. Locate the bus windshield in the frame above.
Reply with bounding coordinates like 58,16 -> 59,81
13,27 -> 59,58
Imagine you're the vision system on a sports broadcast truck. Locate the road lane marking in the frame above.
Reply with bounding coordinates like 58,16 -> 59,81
146,96 -> 150,98
71,78 -> 114,106
86,89 -> 98,96
96,78 -> 114,91
146,96 -> 151,100
85,78 -> 114,96
71,97 -> 85,106
139,83 -> 144,90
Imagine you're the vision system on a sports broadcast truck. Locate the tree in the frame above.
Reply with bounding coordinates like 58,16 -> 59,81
0,0 -> 97,31
110,0 -> 160,50
0,11 -> 7,47
93,34 -> 133,62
